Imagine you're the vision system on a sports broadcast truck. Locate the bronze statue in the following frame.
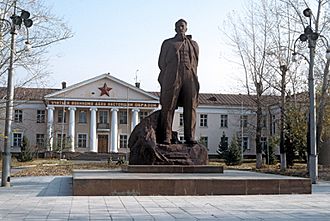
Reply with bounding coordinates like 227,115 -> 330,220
129,19 -> 207,165
158,19 -> 199,145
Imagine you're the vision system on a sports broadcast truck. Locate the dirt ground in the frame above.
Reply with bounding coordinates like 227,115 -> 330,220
1,158 -> 329,181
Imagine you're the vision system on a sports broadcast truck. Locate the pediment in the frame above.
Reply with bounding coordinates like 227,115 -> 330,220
44,74 -> 159,102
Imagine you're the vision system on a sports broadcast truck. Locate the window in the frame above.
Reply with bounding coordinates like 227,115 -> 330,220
240,115 -> 248,128
271,115 -> 276,135
14,110 -> 23,123
241,136 -> 249,150
139,111 -> 149,122
58,109 -> 66,123
36,134 -> 45,147
99,110 -> 108,124
220,115 -> 228,128
77,134 -> 87,148
179,136 -> 184,142
78,110 -> 87,124
179,114 -> 183,126
13,133 -> 23,147
56,133 -> 66,148
120,134 -> 128,148
119,111 -> 128,124
262,115 -> 267,128
200,136 -> 208,147
37,110 -> 45,123
261,137 -> 268,153
200,114 -> 208,127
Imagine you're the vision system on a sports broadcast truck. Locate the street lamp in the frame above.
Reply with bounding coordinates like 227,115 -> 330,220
1,3 -> 33,187
292,8 -> 330,184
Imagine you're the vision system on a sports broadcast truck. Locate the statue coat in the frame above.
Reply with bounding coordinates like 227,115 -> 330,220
157,34 -> 200,143
158,35 -> 199,108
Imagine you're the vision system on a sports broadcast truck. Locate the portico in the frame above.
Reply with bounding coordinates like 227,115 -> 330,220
44,74 -> 159,154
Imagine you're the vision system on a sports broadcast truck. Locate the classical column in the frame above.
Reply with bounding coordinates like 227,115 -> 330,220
68,107 -> 76,152
46,106 -> 55,151
110,108 -> 119,153
131,108 -> 140,132
89,107 -> 97,152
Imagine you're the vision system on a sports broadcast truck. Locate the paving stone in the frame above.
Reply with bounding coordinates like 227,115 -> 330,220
0,173 -> 329,221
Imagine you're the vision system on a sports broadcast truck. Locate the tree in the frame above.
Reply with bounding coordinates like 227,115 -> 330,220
223,135 -> 242,166
223,0 -> 274,168
17,135 -> 33,162
223,0 -> 330,170
217,132 -> 228,159
284,0 -> 330,165
0,0 -> 73,89
266,136 -> 278,165
0,0 -> 72,149
262,0 -> 307,171
285,101 -> 308,164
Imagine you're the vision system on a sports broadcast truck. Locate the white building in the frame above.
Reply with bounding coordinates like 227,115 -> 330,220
0,74 -> 280,157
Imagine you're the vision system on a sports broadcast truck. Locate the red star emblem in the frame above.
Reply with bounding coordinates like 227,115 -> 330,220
98,83 -> 112,96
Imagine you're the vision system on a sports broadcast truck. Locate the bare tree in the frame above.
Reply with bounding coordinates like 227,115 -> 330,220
0,0 -> 72,128
224,0 -> 330,169
285,0 -> 330,165
0,0 -> 73,87
263,0 -> 307,170
223,0 -> 274,168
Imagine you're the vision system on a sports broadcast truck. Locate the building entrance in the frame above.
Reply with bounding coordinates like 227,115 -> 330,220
98,134 -> 109,153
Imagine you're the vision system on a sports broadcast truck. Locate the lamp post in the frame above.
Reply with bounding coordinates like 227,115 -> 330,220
1,2 -> 33,187
292,8 -> 330,184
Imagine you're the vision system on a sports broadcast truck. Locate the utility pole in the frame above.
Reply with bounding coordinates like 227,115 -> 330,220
1,1 -> 33,187
1,18 -> 16,187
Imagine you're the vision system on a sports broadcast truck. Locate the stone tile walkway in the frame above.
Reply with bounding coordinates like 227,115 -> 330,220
0,172 -> 329,220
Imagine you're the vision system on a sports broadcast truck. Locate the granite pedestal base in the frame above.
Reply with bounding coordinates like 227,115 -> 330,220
72,168 -> 311,196
123,165 -> 223,173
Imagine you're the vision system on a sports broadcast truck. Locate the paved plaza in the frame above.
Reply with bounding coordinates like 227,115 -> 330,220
0,171 -> 330,220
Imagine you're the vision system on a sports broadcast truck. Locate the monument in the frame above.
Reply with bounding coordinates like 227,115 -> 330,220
129,19 -> 208,165
72,20 -> 312,197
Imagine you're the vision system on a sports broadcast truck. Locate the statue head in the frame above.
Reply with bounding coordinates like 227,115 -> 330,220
175,19 -> 187,35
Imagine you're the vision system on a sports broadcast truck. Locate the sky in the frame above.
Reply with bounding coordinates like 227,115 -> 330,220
43,0 -> 246,94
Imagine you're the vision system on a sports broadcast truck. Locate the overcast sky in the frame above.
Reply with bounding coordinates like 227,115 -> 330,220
44,0 -> 246,93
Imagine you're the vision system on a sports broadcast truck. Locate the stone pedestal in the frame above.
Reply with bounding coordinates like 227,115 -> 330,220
72,169 -> 312,196
123,165 -> 223,173
319,140 -> 330,165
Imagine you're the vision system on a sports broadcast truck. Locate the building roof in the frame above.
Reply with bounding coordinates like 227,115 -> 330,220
150,92 -> 279,107
44,73 -> 159,101
199,93 -> 255,106
0,86 -> 279,107
0,87 -> 59,101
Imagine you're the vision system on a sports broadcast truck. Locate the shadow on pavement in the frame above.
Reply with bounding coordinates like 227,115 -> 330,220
37,176 -> 72,197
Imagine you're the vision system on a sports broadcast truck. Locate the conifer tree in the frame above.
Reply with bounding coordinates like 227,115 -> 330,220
224,135 -> 242,166
217,132 -> 228,159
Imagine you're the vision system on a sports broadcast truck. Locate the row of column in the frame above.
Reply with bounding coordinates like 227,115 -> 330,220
46,106 -> 140,153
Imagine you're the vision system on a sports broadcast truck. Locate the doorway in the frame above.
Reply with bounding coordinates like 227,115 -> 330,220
98,134 -> 109,153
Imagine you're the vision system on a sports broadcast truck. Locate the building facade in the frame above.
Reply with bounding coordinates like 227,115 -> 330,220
0,74 -> 280,157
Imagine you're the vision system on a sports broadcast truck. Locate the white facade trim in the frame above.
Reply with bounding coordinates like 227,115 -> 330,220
110,108 -> 119,153
45,97 -> 160,103
89,107 -> 98,152
45,73 -> 159,100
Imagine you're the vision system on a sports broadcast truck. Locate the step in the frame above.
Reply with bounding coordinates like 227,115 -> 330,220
72,169 -> 311,196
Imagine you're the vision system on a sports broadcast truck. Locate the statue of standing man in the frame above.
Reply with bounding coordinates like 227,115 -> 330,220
158,19 -> 199,145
